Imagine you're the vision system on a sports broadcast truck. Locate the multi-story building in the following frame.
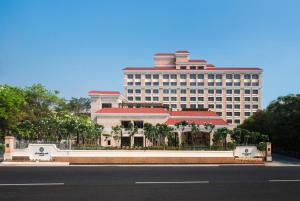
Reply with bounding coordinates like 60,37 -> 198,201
123,50 -> 262,125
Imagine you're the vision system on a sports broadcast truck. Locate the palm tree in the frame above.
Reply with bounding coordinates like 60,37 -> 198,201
156,123 -> 174,146
143,123 -> 156,147
111,125 -> 122,147
204,123 -> 215,147
190,122 -> 201,146
175,121 -> 189,147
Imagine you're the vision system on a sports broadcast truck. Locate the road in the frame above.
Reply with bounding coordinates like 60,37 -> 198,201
0,166 -> 300,201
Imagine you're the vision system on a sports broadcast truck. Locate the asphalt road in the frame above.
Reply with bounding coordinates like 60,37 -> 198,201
0,166 -> 300,201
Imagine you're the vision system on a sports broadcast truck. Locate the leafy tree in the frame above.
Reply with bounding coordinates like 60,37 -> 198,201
213,127 -> 230,149
111,125 -> 122,146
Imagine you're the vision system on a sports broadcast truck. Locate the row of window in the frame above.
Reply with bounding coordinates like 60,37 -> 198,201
128,89 -> 259,95
127,74 -> 259,80
127,81 -> 259,87
128,96 -> 259,102
159,103 -> 259,111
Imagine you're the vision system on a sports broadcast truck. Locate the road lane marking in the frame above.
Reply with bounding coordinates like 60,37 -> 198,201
0,183 -> 64,186
269,179 -> 300,183
135,181 -> 209,184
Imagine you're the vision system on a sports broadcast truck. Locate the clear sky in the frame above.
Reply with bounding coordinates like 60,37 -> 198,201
1,0 -> 300,108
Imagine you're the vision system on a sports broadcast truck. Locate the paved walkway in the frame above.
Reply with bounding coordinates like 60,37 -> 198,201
267,153 -> 300,166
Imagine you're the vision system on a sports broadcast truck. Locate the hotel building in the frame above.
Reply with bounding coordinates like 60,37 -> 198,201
123,50 -> 262,125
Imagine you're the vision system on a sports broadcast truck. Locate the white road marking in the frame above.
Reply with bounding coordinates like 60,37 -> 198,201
269,179 -> 300,182
70,164 -> 220,167
135,181 -> 209,184
0,183 -> 64,186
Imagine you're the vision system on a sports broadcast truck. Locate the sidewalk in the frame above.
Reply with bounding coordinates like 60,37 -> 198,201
0,161 -> 70,166
266,153 -> 300,166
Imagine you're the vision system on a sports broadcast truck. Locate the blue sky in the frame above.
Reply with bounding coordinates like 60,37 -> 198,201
1,0 -> 300,108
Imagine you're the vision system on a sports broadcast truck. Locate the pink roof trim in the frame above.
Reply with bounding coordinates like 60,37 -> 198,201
165,118 -> 227,125
169,111 -> 218,117
176,50 -> 190,53
154,53 -> 176,56
188,59 -> 207,63
123,67 -> 262,71
88,91 -> 120,95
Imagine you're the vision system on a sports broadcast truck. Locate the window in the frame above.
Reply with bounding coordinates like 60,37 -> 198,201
153,82 -> 159,86
253,105 -> 259,109
128,97 -> 133,101
208,97 -> 214,101
208,104 -> 214,109
198,82 -> 204,86
198,66 -> 205,69
216,82 -> 222,86
216,74 -> 222,79
245,90 -> 251,94
253,90 -> 259,94
145,74 -> 151,79
226,82 -> 232,86
234,104 -> 240,109
216,112 -> 222,116
226,74 -> 232,79
198,74 -> 204,79
180,82 -> 186,86
145,82 -> 151,86
190,82 -> 196,86
227,119 -> 233,124
198,104 -> 204,109
234,97 -> 240,101
163,82 -> 169,86
244,74 -> 251,79
135,82 -> 141,86
190,66 -> 196,70
163,97 -> 169,101
135,97 -> 141,101
128,82 -> 133,86
234,119 -> 240,124
252,82 -> 259,86
171,104 -> 177,108
208,82 -> 214,86
153,89 -> 159,94
127,74 -> 133,79
190,104 -> 197,109
107,140 -> 111,146
128,89 -> 133,93
244,97 -> 251,101
227,112 -> 232,116
135,89 -> 141,94
171,89 -> 177,94
208,74 -> 214,79
190,89 -> 196,94
102,103 -> 112,108
198,97 -> 204,101
171,82 -> 177,86
226,97 -> 232,101
234,89 -> 240,94
134,121 -> 144,128
245,104 -> 250,109
216,104 -> 222,109
180,97 -> 186,101
190,74 -> 196,79
171,97 -> 177,101
180,66 -> 186,70
163,104 -> 169,108
153,74 -> 159,79
253,97 -> 258,102
226,104 -> 232,109
198,89 -> 204,94
244,82 -> 251,86
234,112 -> 240,116
208,89 -> 214,94
234,82 -> 240,86
135,74 -> 141,79
180,74 -> 186,79
252,74 -> 259,79
226,89 -> 232,94
171,74 -> 177,79
163,74 -> 169,79
145,89 -> 151,94
163,89 -> 169,94
245,112 -> 251,116
145,97 -> 151,101
216,97 -> 222,101
190,97 -> 196,101
216,89 -> 222,94
180,89 -> 186,94
153,97 -> 159,101
121,121 -> 131,129
181,104 -> 187,109
234,74 -> 240,79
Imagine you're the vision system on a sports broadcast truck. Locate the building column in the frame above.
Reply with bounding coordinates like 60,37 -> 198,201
4,136 -> 15,160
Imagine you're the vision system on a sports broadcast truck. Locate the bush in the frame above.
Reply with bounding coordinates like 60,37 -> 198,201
257,142 -> 266,151
0,143 -> 4,154
227,142 -> 236,150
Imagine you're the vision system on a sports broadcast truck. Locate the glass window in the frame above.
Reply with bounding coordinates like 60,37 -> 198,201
216,97 -> 222,101
190,74 -> 196,79
190,97 -> 196,101
198,104 -> 204,109
128,82 -> 134,86
163,97 -> 169,101
190,66 -> 196,70
145,74 -> 151,79
227,112 -> 232,116
216,104 -> 222,109
226,97 -> 232,101
208,104 -> 214,109
226,89 -> 232,94
216,74 -> 222,79
253,105 -> 259,109
171,89 -> 177,94
234,97 -> 240,101
181,104 -> 186,109
216,112 -> 222,116
226,82 -> 232,86
153,89 -> 159,94
253,90 -> 259,94
163,82 -> 169,86
208,74 -> 214,79
198,82 -> 204,86
128,89 -> 133,93
135,97 -> 141,101
153,74 -> 159,79
252,82 -> 259,86
245,112 -> 251,116
145,97 -> 151,101
244,97 -> 251,101
180,66 -> 186,70
171,74 -> 177,79
135,89 -> 141,93
227,119 -> 233,124
134,121 -> 144,128
180,82 -> 186,86
135,74 -> 141,79
245,104 -> 250,109
234,82 -> 240,86
135,82 -> 141,86
153,82 -> 159,86
234,74 -> 240,79
208,89 -> 214,94
216,89 -> 222,94
128,96 -> 133,101
121,121 -> 131,129
145,89 -> 151,94
234,104 -> 240,109
171,82 -> 177,86
244,74 -> 251,79
145,82 -> 151,86
234,112 -> 240,116
127,74 -> 133,79
245,90 -> 251,94
153,97 -> 159,101
226,74 -> 232,79
163,74 -> 169,79
171,97 -> 177,101
171,104 -> 177,108
208,82 -> 214,86
198,97 -> 204,101
190,89 -> 196,94
180,89 -> 186,94
253,97 -> 258,101
234,89 -> 240,94
190,82 -> 197,86
244,82 -> 251,86
180,74 -> 186,79
226,104 -> 232,109
208,97 -> 214,101
180,97 -> 186,101
234,119 -> 240,124
198,74 -> 204,79
163,89 -> 169,94
190,104 -> 197,109
198,89 -> 204,94
216,82 -> 222,86
252,74 -> 259,79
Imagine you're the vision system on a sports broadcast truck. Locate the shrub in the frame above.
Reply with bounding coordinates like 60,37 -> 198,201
257,142 -> 266,151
